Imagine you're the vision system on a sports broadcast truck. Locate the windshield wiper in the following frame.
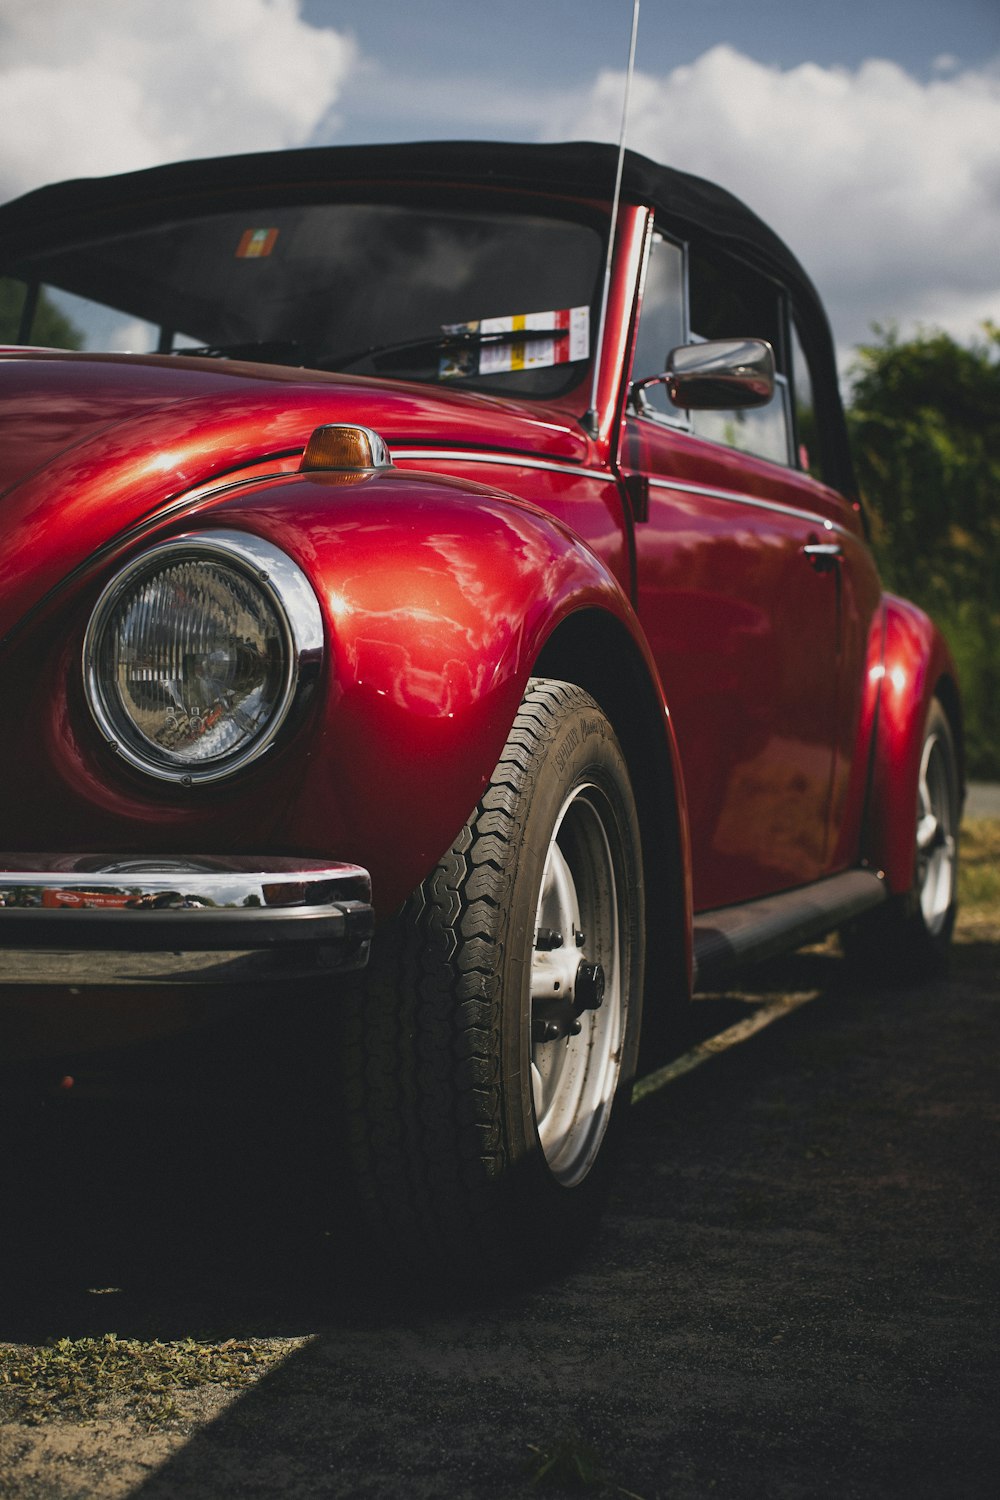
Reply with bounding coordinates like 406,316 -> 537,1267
318,326 -> 571,373
171,327 -> 575,376
175,340 -> 306,365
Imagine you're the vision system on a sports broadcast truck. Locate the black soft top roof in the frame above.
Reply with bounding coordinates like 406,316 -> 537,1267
0,140 -> 853,491
0,139 -> 822,318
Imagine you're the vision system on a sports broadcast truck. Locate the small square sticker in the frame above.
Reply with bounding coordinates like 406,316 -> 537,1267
236,228 -> 279,259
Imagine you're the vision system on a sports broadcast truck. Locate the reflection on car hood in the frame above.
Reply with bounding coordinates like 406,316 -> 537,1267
0,348 -> 590,643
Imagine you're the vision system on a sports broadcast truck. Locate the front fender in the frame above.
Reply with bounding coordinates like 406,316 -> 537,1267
204,467 -> 674,913
864,594 -> 963,894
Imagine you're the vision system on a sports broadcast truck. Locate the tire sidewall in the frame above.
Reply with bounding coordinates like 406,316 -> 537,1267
910,697 -> 960,946
496,688 -> 645,1228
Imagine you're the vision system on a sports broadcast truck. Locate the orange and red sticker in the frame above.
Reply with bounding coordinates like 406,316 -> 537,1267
236,228 -> 279,259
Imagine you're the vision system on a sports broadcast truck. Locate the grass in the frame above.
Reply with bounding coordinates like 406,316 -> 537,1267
0,1333 -> 288,1427
525,1433 -> 646,1498
958,817 -> 1000,933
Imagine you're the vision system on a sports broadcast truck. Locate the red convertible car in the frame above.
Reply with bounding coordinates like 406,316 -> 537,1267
0,141 -> 961,1280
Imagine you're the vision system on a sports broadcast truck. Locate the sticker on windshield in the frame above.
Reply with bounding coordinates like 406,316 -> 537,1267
236,228 -> 279,259
438,306 -> 589,380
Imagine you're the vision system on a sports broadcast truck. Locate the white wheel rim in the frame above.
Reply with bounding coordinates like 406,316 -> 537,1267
529,784 -> 626,1187
915,730 -> 956,934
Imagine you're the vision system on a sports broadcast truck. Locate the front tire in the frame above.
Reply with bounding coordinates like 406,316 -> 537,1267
340,678 -> 645,1284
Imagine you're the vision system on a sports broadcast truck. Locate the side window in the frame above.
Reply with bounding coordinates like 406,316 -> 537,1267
789,315 -> 827,483
686,248 -> 792,468
0,275 -> 161,353
631,234 -> 799,470
631,232 -> 686,422
0,276 -> 85,349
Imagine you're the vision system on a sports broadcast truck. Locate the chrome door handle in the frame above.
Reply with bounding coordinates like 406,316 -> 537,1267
803,541 -> 843,572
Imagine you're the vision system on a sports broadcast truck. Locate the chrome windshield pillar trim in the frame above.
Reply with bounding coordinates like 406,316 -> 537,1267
0,854 -> 372,985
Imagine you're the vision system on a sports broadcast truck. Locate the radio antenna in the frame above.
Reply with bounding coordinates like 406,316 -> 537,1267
585,0 -> 640,440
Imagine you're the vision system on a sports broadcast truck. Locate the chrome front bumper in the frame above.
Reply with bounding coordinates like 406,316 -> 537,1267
0,855 -> 373,985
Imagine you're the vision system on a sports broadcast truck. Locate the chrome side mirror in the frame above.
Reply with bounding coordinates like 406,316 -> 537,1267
635,338 -> 775,411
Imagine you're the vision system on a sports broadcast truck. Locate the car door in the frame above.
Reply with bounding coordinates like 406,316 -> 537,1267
621,230 -> 845,911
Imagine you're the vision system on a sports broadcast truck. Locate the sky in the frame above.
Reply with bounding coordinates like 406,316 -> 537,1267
1,0 -> 998,368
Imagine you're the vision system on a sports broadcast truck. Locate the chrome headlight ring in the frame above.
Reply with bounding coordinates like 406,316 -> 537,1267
83,530 -> 324,785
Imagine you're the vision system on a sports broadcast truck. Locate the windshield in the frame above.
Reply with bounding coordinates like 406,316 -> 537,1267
0,198 -> 604,399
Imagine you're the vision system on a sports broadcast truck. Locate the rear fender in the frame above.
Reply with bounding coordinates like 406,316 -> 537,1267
864,595 -> 964,894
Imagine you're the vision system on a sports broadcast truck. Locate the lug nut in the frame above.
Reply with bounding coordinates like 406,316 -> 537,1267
575,960 -> 605,1012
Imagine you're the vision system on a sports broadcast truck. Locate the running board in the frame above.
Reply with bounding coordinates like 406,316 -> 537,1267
692,869 -> 887,992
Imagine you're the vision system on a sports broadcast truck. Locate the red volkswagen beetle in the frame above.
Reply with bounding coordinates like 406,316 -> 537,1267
0,142 -> 961,1280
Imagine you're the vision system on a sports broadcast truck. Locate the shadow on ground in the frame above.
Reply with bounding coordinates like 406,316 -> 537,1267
2,936 -> 998,1498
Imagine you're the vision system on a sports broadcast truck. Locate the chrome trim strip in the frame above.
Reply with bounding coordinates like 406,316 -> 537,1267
393,449 -> 603,483
648,475 -> 848,534
0,854 -> 372,984
393,449 -> 848,534
83,531 -> 324,786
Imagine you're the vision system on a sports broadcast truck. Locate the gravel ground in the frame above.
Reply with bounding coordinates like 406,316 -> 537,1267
1,865 -> 997,1497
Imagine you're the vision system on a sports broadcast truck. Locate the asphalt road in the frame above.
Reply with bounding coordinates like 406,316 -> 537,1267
2,921 -> 997,1499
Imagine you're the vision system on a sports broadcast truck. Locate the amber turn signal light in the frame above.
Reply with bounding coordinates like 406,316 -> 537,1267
300,424 -> 392,472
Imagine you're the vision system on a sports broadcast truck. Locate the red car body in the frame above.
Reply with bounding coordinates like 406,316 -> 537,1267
0,142 -> 962,1278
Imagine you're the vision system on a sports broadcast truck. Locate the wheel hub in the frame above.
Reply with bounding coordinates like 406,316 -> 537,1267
527,777 -> 630,1188
531,954 -> 606,1043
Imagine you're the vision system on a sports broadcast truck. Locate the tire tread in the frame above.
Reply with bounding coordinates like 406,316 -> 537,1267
339,678 -> 637,1276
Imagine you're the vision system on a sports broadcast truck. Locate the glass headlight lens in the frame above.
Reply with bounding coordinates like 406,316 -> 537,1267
84,532 -> 323,783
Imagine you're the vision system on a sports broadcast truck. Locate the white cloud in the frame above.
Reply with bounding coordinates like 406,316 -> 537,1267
334,53 -> 587,139
546,45 -> 1000,361
0,0 -> 356,201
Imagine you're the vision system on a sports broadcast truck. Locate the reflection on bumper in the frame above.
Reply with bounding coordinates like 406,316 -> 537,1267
0,854 -> 373,985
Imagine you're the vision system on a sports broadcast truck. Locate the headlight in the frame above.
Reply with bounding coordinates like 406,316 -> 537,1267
83,531 -> 323,784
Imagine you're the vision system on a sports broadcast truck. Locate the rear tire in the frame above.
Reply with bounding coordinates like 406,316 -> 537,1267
842,697 -> 960,979
339,678 -> 644,1285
